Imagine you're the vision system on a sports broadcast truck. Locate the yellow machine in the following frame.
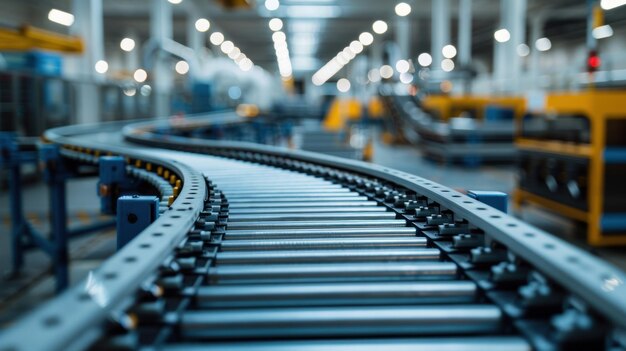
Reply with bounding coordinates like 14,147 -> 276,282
422,95 -> 526,121
0,25 -> 83,53
514,90 -> 626,246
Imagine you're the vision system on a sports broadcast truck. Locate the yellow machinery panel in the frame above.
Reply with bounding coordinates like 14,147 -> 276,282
0,25 -> 83,53
422,95 -> 526,121
514,90 -> 626,246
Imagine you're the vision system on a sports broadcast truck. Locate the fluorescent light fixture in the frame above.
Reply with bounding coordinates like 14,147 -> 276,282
593,24 -> 614,39
168,0 -> 183,4
286,6 -> 341,18
494,28 -> 511,43
272,31 -> 287,42
195,18 -> 210,32
134,69 -> 148,83
442,45 -> 457,59
601,0 -> 626,10
395,2 -> 411,16
337,78 -> 351,93
535,37 -> 551,51
349,41 -> 364,54
220,40 -> 235,54
517,44 -> 530,57
395,59 -> 410,73
228,47 -> 241,59
94,60 -> 108,74
48,9 -> 74,26
289,21 -> 322,32
417,53 -> 432,67
380,65 -> 393,79
359,32 -> 374,46
269,18 -> 283,31
175,61 -> 189,75
400,72 -> 413,84
120,38 -> 136,52
368,68 -> 381,83
441,59 -> 455,72
210,32 -> 224,45
265,0 -> 280,11
372,20 -> 388,34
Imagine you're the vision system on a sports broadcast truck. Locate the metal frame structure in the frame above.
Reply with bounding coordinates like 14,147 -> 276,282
0,113 -> 625,350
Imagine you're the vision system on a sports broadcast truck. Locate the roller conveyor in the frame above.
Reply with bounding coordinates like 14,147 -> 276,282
1,114 -> 626,351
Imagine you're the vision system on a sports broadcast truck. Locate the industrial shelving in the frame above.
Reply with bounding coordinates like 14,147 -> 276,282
514,90 -> 626,246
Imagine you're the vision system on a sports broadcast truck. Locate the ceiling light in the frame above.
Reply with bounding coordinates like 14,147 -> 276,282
417,53 -> 432,67
272,31 -> 286,42
337,78 -> 351,93
442,45 -> 457,59
359,32 -> 374,46
349,41 -> 364,54
48,9 -> 74,26
336,53 -> 349,65
395,2 -> 411,16
228,47 -> 241,59
441,59 -> 455,72
517,44 -> 530,57
400,72 -> 413,84
601,0 -> 626,10
368,68 -> 381,83
120,38 -> 135,52
269,18 -> 283,31
210,32 -> 224,45
395,59 -> 410,73
195,18 -> 210,32
494,28 -> 511,43
593,24 -> 614,39
220,40 -> 234,54
380,65 -> 393,79
372,20 -> 388,34
240,58 -> 253,71
265,0 -> 280,11
343,47 -> 356,60
175,60 -> 189,75
94,60 -> 108,74
168,0 -> 182,4
133,69 -> 147,83
535,37 -> 551,51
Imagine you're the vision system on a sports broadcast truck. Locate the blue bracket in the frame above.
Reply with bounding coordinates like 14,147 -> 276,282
97,156 -> 131,215
116,195 -> 159,250
468,190 -> 508,213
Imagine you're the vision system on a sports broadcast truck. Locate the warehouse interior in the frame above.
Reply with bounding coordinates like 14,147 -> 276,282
1,0 -> 626,350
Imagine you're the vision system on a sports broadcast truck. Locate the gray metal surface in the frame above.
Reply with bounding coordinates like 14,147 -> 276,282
1,112 -> 625,351
215,248 -> 440,264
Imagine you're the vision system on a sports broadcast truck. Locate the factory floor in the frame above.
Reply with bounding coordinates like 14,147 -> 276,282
1,139 -> 625,329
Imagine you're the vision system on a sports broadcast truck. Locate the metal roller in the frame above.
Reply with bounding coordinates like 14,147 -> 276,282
208,262 -> 458,284
160,337 -> 531,351
179,305 -> 503,339
195,281 -> 476,308
226,219 -> 408,230
224,227 -> 418,240
215,248 -> 440,264
228,212 -> 397,222
218,237 -> 427,251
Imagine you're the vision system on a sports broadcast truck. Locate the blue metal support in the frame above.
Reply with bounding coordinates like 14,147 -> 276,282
116,195 -> 159,250
468,190 -> 508,213
98,156 -> 132,214
39,144 -> 69,291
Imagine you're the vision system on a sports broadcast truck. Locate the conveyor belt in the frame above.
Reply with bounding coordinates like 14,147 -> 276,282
0,114 -> 625,351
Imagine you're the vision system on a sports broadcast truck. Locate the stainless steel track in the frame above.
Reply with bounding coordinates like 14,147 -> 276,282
1,113 -> 625,351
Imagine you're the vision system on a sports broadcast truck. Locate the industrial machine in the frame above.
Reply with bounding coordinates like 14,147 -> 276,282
381,91 -> 522,165
0,112 -> 625,350
514,90 -> 626,246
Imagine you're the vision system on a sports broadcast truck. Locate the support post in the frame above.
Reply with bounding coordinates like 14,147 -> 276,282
39,144 -> 69,292
98,156 -> 130,214
116,195 -> 159,249
431,0 -> 450,78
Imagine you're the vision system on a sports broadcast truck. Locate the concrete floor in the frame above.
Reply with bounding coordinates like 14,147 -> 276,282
0,138 -> 625,329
